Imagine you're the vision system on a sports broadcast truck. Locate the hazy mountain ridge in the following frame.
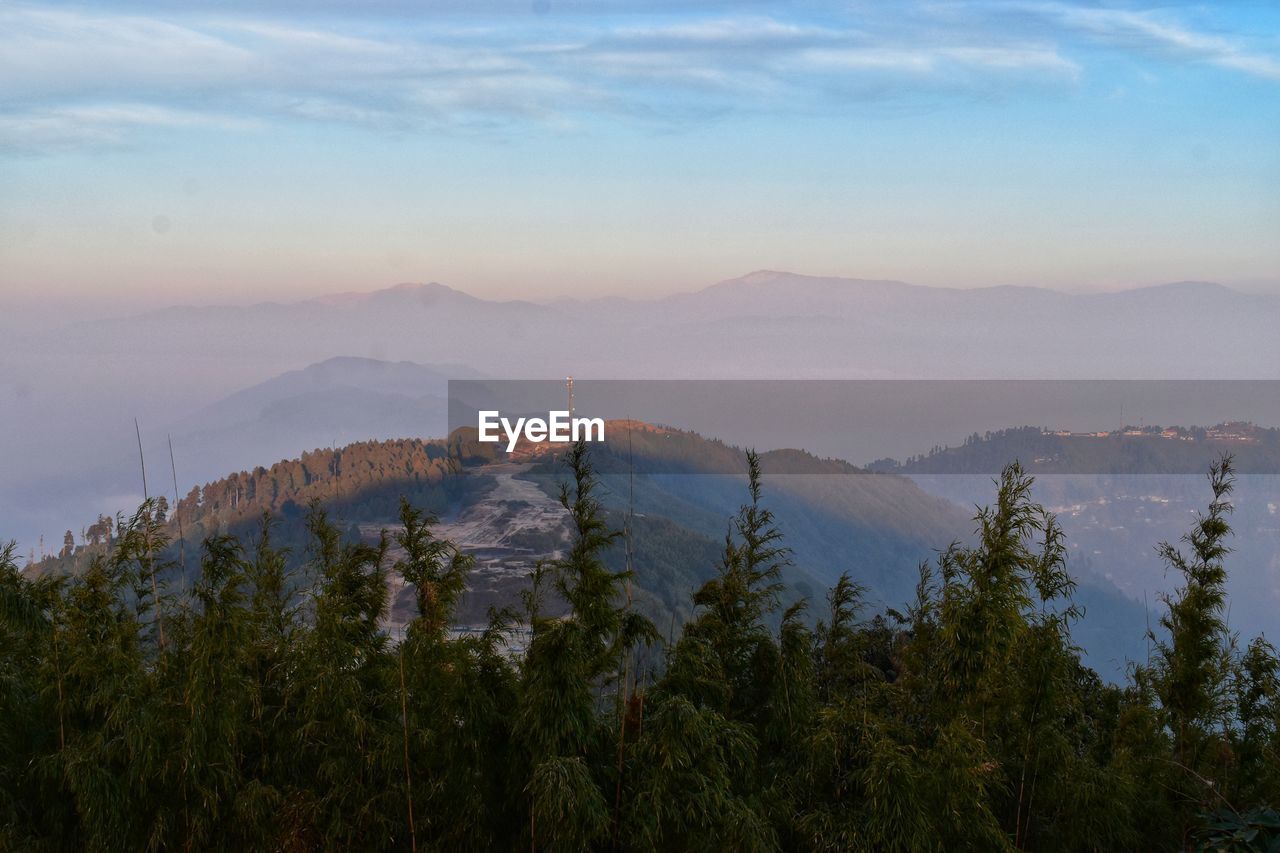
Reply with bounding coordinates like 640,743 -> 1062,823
7,270 -> 1280,554
32,272 -> 1280,368
0,357 -> 477,553
173,356 -> 481,434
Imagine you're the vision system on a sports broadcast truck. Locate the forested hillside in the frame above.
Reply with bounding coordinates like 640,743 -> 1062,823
867,424 -> 1280,665
871,423 -> 1280,475
520,423 -> 972,599
29,436 -> 498,577
2,442 -> 1277,850
27,425 -> 999,656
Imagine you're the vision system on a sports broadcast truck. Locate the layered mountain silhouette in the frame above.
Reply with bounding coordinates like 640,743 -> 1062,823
6,271 -> 1279,619
2,357 -> 476,555
19,273 -> 1280,399
166,356 -> 482,483
175,356 -> 481,434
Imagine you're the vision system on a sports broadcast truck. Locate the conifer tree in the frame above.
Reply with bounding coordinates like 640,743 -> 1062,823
516,440 -> 654,851
395,497 -> 518,850
2,447 -> 1279,851
1140,456 -> 1243,843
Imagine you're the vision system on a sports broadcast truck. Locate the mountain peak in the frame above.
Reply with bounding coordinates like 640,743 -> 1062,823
1089,280 -> 1249,303
1116,280 -> 1233,297
309,280 -> 474,306
702,270 -> 914,294
1140,280 -> 1233,295
739,269 -> 796,282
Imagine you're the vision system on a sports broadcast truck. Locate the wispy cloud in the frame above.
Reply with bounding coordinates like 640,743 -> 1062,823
0,104 -> 254,153
548,15 -> 1078,104
1017,2 -> 1280,82
0,1 -> 1275,153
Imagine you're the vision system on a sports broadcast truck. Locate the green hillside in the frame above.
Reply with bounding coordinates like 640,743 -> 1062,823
28,425 -> 983,648
4,443 -> 1277,850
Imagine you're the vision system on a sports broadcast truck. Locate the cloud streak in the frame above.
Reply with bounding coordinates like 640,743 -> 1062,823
1028,2 -> 1280,82
0,104 -> 255,153
0,1 -> 1276,153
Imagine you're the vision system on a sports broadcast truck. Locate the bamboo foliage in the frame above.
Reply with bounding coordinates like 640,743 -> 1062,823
1,450 -> 1278,851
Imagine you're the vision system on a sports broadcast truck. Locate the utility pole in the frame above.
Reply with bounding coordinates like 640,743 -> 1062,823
566,376 -> 574,417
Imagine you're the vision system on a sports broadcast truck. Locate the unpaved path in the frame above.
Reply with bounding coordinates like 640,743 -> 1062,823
371,463 -> 569,636
433,463 -> 568,553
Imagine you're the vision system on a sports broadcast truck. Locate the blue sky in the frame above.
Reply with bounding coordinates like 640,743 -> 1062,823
1,0 -> 1278,306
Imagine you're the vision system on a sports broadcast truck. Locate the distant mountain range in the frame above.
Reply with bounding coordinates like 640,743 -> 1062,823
1,357 -> 475,556
167,356 -> 482,479
175,356 -> 482,435
14,273 -> 1280,403
6,270 -> 1280,557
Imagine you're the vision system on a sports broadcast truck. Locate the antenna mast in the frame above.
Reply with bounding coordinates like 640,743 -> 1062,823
135,418 -> 149,499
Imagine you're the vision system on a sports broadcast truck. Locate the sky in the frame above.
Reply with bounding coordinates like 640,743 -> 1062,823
1,0 -> 1279,309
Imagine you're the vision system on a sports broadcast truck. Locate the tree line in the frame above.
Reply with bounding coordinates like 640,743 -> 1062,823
27,437 -> 500,582
2,442 -> 1278,851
